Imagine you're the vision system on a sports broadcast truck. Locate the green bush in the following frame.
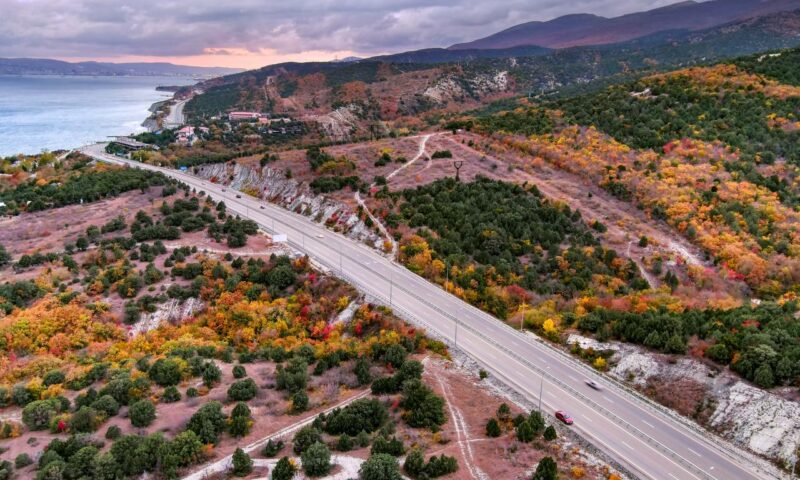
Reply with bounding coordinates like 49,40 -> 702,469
261,439 -> 284,457
232,365 -> 247,379
362,453 -> 402,480
532,456 -> 558,480
543,425 -> 557,441
516,420 -> 534,443
400,380 -> 446,430
231,448 -> 253,477
14,453 -> 32,469
91,395 -> 120,416
301,442 -> 331,477
293,425 -> 321,454
186,401 -> 227,444
292,390 -> 309,413
129,399 -> 156,428
271,456 -> 296,480
161,386 -> 181,403
370,435 -> 405,456
227,378 -> 258,401
323,398 -> 388,436
105,425 -> 122,440
486,418 -> 501,437
22,399 -> 60,430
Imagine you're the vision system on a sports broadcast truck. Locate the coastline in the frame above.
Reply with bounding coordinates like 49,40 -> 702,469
0,75 -> 194,156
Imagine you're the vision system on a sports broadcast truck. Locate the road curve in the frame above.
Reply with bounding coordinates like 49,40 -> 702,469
82,144 -> 770,480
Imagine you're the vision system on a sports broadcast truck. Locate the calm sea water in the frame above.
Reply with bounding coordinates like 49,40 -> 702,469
0,75 -> 196,157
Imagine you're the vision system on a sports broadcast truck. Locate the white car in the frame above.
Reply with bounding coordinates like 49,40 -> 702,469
585,380 -> 602,391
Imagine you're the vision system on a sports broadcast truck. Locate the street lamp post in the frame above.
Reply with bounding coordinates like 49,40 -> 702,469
538,375 -> 544,413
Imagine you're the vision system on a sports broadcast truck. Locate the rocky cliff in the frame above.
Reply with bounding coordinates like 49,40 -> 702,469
194,162 -> 383,249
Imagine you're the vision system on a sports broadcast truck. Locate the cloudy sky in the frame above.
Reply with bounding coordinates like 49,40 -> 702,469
2,0 -> 682,68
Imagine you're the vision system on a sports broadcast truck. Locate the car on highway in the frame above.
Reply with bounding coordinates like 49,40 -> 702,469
236,194 -> 241,198
585,380 -> 602,390
555,411 -> 573,425
221,188 -> 226,192
260,206 -> 265,209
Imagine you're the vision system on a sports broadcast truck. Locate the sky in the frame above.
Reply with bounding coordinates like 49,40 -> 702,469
2,0 -> 684,69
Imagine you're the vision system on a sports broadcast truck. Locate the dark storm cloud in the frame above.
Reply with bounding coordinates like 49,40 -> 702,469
0,0 -> 681,58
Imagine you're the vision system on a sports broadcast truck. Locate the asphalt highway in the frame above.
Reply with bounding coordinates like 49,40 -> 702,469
82,144 -> 769,480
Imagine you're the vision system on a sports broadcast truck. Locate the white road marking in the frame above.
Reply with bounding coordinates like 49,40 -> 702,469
642,420 -> 656,429
603,395 -> 615,404
621,441 -> 632,449
687,448 -> 701,457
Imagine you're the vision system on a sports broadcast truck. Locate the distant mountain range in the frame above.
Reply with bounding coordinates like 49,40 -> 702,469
0,58 -> 242,77
450,0 -> 800,50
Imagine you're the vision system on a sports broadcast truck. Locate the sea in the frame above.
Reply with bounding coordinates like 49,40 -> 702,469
0,75 -> 196,157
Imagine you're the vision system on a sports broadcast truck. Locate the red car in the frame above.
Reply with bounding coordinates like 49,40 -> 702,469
555,411 -> 573,425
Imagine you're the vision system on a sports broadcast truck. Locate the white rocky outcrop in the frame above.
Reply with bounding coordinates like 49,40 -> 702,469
131,297 -> 204,336
423,71 -> 509,104
195,162 -> 382,249
566,333 -> 800,466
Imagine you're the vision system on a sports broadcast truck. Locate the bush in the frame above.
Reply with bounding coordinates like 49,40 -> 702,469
293,425 -> 321,454
382,344 -> 407,368
400,380 -> 446,430
403,448 -> 425,478
229,402 -> 253,437
231,448 -> 253,477
161,386 -> 181,403
22,399 -> 60,430
91,395 -> 120,417
529,410 -> 545,434
424,454 -> 458,477
105,425 -> 122,440
336,434 -> 354,452
186,401 -> 227,444
354,357 -> 372,385
276,357 -> 308,393
370,435 -> 405,456
292,390 -> 309,413
202,362 -> 222,388
516,420 -> 534,443
323,398 -> 388,436
486,418 -> 501,437
69,406 -> 103,433
362,453 -> 402,480
543,425 -> 557,441
272,456 -> 296,480
532,456 -> 558,480
148,358 -> 182,386
261,439 -> 284,457
356,430 -> 371,447
129,399 -> 156,427
301,442 -> 331,477
42,370 -> 66,386
14,453 -> 32,469
227,378 -> 258,401
232,365 -> 247,379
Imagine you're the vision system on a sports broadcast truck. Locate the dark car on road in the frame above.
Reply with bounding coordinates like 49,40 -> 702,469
555,411 -> 573,425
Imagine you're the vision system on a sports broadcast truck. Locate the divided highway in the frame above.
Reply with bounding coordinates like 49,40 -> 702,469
82,144 -> 769,480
